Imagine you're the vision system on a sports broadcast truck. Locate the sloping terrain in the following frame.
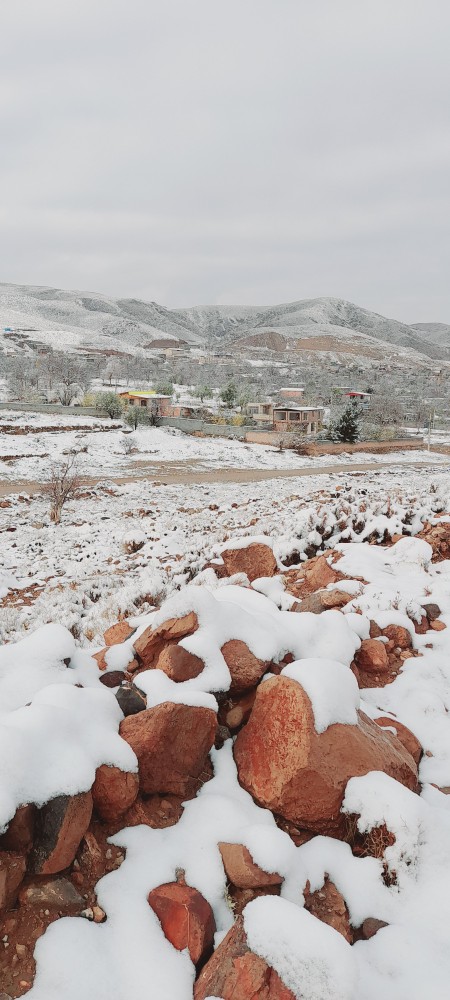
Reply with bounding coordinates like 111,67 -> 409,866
1,283 -> 449,362
1,466 -> 450,998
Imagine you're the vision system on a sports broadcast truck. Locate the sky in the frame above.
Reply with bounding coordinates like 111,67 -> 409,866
0,0 -> 449,322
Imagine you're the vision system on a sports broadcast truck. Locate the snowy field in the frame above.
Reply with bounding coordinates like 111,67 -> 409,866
1,457 -> 450,998
2,414 -> 450,1000
1,463 -> 449,645
0,410 -> 448,483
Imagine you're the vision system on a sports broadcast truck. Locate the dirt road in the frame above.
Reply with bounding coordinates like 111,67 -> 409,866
0,459 -> 444,497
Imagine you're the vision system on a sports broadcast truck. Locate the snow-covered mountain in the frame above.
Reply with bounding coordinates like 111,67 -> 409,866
0,282 -> 449,361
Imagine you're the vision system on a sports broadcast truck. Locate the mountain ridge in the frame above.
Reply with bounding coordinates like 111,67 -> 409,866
0,282 -> 449,362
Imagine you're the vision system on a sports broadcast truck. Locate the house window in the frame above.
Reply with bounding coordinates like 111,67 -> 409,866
129,398 -> 135,406
275,410 -> 287,421
288,411 -> 300,421
262,405 -> 271,414
140,399 -> 147,407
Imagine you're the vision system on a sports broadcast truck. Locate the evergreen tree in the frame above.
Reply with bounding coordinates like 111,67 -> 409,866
330,401 -> 361,443
220,382 -> 237,407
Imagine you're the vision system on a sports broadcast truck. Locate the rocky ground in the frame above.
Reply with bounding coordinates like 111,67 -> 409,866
1,477 -> 450,998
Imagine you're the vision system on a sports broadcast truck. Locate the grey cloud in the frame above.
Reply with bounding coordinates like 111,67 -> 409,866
0,0 -> 449,321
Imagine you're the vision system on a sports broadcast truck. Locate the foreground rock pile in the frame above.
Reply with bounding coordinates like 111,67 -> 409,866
1,520 -> 450,998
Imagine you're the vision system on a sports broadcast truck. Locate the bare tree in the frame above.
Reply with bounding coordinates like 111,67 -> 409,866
48,355 -> 89,405
42,454 -> 84,524
366,396 -> 404,428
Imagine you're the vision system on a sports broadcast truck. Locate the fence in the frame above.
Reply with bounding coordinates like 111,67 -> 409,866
0,402 -> 102,417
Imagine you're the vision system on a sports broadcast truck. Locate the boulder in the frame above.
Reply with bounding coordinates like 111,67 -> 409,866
382,625 -> 412,650
115,683 -> 147,716
148,882 -> 215,965
221,543 -> 277,582
120,703 -> 217,797
156,643 -> 204,682
374,717 -> 422,766
234,676 -> 418,836
294,589 -> 352,614
92,765 -> 139,822
99,670 -> 126,688
104,621 -> 134,646
31,792 -> 93,875
133,612 -> 199,671
355,639 -> 389,674
221,640 -> 268,692
285,554 -> 342,600
422,602 -> 441,621
304,877 -> 352,943
0,851 -> 27,913
194,915 -> 294,1000
0,805 -> 35,854
219,842 -> 282,889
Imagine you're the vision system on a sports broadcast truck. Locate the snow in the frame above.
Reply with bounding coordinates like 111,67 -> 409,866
281,659 -> 360,733
0,680 -> 137,832
244,896 -> 358,1000
2,426 -> 450,998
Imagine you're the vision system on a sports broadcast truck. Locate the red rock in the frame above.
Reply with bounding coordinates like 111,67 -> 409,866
156,643 -> 205,681
234,676 -> 418,836
361,917 -> 389,939
304,877 -> 352,943
194,916 -> 294,1000
0,805 -> 35,854
219,842 -> 282,889
120,794 -> 184,830
221,640 -> 268,692
422,602 -> 441,621
148,882 -> 215,965
120,703 -> 217,796
369,620 -> 382,638
93,647 -> 108,671
374,717 -> 422,765
303,555 -> 341,593
104,621 -> 133,646
31,792 -> 93,875
417,520 -> 450,562
430,620 -> 447,631
0,852 -> 27,913
413,615 -> 429,634
355,639 -> 389,673
221,543 -> 277,582
382,625 -> 412,649
92,765 -> 139,821
220,689 -> 257,731
295,589 -> 352,614
133,612 -> 199,670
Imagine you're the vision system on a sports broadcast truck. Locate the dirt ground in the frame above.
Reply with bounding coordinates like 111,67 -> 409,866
0,459 -> 439,497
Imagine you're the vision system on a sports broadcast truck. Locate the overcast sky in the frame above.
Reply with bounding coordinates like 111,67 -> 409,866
1,0 -> 449,321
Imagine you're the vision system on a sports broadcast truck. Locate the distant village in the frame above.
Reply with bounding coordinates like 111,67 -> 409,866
1,323 -> 449,438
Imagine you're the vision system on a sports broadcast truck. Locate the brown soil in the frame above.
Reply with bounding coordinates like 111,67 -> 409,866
0,458 -> 437,499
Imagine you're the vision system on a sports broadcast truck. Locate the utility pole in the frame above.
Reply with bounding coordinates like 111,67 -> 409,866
427,408 -> 435,451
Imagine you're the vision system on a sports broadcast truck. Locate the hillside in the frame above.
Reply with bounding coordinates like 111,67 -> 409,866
0,282 -> 449,362
2,462 -> 450,998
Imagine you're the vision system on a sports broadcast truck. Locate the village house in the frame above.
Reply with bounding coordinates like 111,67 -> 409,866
118,390 -> 172,415
277,386 -> 305,400
245,401 -> 274,425
272,405 -> 324,434
344,390 -> 371,407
